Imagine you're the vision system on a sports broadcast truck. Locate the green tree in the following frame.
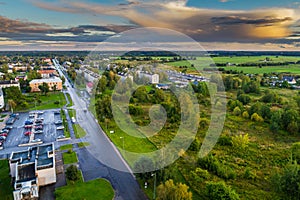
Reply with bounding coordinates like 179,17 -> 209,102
38,82 -> 49,95
205,181 -> 240,200
8,99 -> 16,113
273,160 -> 300,200
156,179 -> 192,200
66,165 -> 81,182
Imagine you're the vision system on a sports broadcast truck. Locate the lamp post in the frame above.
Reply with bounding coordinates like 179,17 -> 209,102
151,173 -> 157,200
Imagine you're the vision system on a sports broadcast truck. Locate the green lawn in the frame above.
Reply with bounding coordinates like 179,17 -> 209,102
62,151 -> 78,164
73,124 -> 86,138
0,160 -> 13,200
55,178 -> 114,200
60,144 -> 73,151
78,142 -> 90,148
66,93 -> 73,107
165,56 -> 300,74
25,92 -> 67,111
68,109 -> 76,119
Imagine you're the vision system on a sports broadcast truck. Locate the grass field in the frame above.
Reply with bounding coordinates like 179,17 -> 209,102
0,160 -> 13,200
55,178 -> 114,200
73,124 -> 86,138
60,144 -> 73,151
26,92 -> 67,111
63,150 -> 78,164
66,93 -> 73,107
165,56 -> 300,74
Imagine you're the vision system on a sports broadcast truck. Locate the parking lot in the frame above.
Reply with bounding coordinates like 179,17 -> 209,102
2,109 -> 65,149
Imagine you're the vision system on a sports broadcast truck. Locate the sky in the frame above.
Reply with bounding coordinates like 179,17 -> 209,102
0,0 -> 300,51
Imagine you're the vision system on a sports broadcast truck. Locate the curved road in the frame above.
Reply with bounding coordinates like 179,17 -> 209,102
53,59 -> 147,200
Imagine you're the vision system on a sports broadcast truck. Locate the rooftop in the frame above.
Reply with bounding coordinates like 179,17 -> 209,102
29,77 -> 62,84
16,163 -> 36,183
11,143 -> 54,168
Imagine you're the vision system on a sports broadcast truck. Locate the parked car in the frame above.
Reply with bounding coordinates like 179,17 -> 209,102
5,126 -> 13,130
34,130 -> 43,134
54,110 -> 60,115
0,136 -> 6,140
55,120 -> 63,125
56,126 -> 64,130
37,111 -> 44,115
0,129 -> 9,134
57,135 -> 66,139
24,131 -> 32,136
36,117 -> 44,121
31,138 -> 41,143
35,120 -> 43,124
25,120 -> 34,125
24,125 -> 32,129
0,133 -> 7,137
29,114 -> 35,118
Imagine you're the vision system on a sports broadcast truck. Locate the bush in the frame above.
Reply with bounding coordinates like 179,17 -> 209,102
231,133 -> 249,150
66,165 -> 81,182
218,135 -> 232,146
205,181 -> 240,200
291,142 -> 300,164
242,111 -> 249,119
233,106 -> 241,116
198,155 -> 236,180
272,161 -> 300,200
251,113 -> 264,122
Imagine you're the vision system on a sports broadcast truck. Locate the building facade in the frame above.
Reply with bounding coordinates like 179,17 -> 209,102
29,77 -> 62,92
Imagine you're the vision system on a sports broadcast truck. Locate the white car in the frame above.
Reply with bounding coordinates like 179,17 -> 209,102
56,126 -> 64,130
57,135 -> 66,139
34,130 -> 43,134
31,138 -> 41,143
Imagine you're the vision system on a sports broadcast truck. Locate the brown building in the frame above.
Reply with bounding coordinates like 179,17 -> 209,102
29,77 -> 62,92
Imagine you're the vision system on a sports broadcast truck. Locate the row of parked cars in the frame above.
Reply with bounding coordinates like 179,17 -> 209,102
0,125 -> 13,147
23,112 -> 45,137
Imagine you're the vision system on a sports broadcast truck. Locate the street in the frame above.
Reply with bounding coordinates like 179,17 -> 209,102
53,59 -> 147,200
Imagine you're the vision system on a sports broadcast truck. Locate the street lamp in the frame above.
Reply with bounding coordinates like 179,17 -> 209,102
151,173 -> 157,200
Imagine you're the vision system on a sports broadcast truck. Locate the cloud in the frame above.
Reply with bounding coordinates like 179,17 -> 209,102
29,0 -> 300,43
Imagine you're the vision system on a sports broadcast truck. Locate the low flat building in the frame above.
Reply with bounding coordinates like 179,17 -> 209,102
10,143 -> 56,200
29,77 -> 62,92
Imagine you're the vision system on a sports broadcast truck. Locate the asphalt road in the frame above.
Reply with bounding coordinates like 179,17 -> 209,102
54,60 -> 147,200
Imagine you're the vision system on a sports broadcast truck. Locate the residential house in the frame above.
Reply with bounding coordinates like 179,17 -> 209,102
0,80 -> 20,89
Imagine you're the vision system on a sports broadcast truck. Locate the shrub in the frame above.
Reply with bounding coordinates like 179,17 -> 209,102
218,135 -> 232,146
291,142 -> 300,164
66,165 -> 81,182
242,111 -> 249,119
198,155 -> 236,180
233,106 -> 241,116
231,133 -> 249,150
251,113 -> 264,122
205,181 -> 240,200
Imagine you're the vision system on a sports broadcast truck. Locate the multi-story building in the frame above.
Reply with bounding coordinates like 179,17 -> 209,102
0,80 -> 20,89
37,69 -> 58,78
137,71 -> 159,84
29,77 -> 62,92
9,143 -> 56,200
